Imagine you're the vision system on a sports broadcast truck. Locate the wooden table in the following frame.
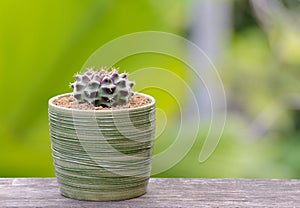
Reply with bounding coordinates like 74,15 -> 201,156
1,178 -> 300,207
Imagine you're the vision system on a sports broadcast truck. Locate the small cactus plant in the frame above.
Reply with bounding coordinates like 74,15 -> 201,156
70,68 -> 134,107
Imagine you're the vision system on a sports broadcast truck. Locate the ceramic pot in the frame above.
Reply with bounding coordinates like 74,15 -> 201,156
48,92 -> 156,201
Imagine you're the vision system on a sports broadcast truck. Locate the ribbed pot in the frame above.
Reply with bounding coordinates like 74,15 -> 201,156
48,92 -> 156,201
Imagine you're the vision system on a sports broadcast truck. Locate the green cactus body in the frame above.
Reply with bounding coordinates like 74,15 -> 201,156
70,68 -> 134,107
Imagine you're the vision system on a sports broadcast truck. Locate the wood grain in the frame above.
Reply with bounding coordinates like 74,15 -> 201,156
0,178 -> 300,207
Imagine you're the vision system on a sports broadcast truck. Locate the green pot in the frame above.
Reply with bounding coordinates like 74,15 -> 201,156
48,92 -> 156,201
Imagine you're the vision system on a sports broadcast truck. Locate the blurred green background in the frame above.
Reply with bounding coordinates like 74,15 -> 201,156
1,0 -> 300,178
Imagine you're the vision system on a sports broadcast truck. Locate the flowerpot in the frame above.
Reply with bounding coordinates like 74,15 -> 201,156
48,92 -> 156,201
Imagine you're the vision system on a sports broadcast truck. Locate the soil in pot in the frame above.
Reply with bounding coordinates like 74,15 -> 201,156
52,94 -> 151,110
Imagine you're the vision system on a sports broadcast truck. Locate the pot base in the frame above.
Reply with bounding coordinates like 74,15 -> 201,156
59,183 -> 148,201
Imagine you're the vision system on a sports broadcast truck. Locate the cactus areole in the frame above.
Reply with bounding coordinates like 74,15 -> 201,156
70,68 -> 134,107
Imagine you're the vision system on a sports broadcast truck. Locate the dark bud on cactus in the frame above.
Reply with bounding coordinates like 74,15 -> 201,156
120,73 -> 127,79
82,75 -> 90,83
70,67 -> 135,107
88,81 -> 100,89
111,73 -> 119,81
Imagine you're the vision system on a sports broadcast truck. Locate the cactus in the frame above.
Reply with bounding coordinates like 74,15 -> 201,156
70,68 -> 134,107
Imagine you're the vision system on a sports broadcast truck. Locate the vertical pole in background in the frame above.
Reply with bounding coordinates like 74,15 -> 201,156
188,0 -> 232,120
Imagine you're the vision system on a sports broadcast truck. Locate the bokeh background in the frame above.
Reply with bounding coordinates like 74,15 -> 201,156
1,0 -> 300,178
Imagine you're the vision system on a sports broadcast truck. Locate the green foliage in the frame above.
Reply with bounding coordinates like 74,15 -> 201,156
71,68 -> 134,107
0,0 -> 187,177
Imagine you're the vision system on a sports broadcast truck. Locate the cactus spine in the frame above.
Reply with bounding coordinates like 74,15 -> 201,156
70,68 -> 134,107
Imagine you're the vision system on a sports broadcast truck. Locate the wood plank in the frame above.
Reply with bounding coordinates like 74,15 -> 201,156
0,178 -> 300,207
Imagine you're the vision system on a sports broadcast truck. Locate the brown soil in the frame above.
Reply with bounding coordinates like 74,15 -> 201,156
53,94 -> 151,110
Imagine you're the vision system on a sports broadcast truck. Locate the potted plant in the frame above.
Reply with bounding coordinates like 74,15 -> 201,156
48,68 -> 156,201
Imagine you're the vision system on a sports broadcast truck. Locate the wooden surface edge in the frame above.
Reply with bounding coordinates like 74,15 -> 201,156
0,178 -> 300,207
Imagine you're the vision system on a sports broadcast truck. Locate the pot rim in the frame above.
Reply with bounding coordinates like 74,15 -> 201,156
49,92 -> 155,113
